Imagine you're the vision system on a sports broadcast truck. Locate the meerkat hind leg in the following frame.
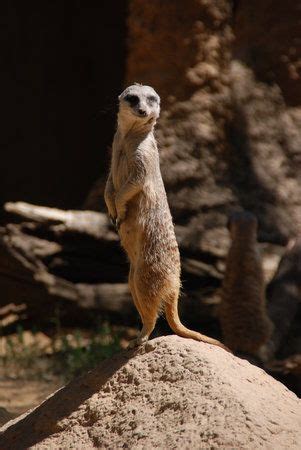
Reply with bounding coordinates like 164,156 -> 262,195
128,265 -> 144,316
127,271 -> 159,348
127,298 -> 158,348
128,269 -> 143,348
127,319 -> 157,349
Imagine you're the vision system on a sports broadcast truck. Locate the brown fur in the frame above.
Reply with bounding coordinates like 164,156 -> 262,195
219,211 -> 273,355
104,84 -> 227,350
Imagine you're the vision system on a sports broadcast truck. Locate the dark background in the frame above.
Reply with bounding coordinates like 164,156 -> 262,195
1,2 -> 127,209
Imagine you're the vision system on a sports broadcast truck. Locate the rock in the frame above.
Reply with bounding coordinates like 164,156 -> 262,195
263,237 -> 301,360
1,336 -> 300,449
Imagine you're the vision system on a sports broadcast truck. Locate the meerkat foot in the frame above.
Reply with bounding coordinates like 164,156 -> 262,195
127,335 -> 150,349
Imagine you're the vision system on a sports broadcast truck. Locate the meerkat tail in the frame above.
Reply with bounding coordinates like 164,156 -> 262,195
164,300 -> 230,352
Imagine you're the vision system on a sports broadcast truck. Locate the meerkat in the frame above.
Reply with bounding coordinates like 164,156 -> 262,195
104,83 -> 226,350
219,211 -> 274,356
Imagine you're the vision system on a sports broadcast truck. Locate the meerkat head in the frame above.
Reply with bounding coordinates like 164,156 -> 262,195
118,84 -> 160,132
227,211 -> 258,240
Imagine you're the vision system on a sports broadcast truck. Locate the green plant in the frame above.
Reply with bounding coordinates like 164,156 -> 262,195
0,321 -> 122,382
54,324 -> 121,381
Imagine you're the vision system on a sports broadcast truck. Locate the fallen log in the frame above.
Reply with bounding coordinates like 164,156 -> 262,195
0,202 -> 222,332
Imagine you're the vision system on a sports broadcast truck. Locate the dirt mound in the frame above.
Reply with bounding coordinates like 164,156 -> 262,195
0,336 -> 300,449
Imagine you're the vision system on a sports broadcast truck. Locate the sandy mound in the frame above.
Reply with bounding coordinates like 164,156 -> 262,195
0,336 -> 300,449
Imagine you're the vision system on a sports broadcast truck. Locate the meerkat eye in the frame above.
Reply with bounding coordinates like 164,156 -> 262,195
147,95 -> 157,104
124,94 -> 139,106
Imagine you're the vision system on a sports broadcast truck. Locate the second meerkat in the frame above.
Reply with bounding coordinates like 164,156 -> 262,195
104,84 -> 226,349
219,211 -> 273,356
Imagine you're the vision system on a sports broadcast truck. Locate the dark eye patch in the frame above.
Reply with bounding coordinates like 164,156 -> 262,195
147,95 -> 157,103
124,94 -> 139,106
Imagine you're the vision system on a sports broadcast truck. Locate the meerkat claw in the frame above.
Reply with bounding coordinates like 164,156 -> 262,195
116,218 -> 120,230
116,217 -> 123,230
109,215 -> 122,232
109,215 -> 116,227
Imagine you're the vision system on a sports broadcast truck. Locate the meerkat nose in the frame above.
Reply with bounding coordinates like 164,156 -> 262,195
138,108 -> 147,117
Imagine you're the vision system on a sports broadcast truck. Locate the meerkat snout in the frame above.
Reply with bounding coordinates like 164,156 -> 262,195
118,84 -> 160,121
138,108 -> 147,117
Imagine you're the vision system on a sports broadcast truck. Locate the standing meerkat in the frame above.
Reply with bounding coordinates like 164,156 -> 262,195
104,83 -> 226,350
219,211 -> 273,356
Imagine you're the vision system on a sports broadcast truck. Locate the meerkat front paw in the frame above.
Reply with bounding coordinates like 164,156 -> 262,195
116,217 -> 123,230
116,207 -> 126,229
109,214 -> 117,227
108,214 -> 119,232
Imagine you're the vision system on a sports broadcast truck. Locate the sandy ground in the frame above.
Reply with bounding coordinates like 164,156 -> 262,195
0,378 -> 62,417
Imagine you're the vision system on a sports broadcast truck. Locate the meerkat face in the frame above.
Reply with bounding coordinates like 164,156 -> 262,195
118,84 -> 160,124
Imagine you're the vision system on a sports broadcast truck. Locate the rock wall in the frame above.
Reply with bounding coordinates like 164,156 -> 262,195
124,0 -> 301,257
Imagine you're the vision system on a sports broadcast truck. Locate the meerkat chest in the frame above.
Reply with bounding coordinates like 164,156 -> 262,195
111,141 -> 131,190
112,132 -> 154,191
112,152 -> 128,189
